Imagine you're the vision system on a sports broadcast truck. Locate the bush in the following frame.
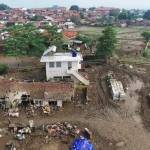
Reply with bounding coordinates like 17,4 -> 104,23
143,50 -> 150,58
0,64 -> 8,75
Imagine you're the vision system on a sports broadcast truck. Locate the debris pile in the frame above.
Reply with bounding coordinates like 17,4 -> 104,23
106,72 -> 126,101
3,121 -> 84,149
8,108 -> 19,118
45,122 -> 80,138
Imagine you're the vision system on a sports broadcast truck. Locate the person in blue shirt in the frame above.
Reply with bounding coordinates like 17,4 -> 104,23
71,128 -> 94,150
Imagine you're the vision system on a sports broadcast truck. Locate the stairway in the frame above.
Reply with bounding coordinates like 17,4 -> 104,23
67,70 -> 89,86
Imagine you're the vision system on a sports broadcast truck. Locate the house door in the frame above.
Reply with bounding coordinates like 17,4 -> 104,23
68,62 -> 72,70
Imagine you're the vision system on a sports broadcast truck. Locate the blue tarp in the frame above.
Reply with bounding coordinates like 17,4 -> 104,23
71,138 -> 94,150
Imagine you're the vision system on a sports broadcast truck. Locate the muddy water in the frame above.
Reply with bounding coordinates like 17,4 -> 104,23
125,79 -> 143,123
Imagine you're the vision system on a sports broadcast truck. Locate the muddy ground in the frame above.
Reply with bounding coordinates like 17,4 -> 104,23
0,56 -> 150,150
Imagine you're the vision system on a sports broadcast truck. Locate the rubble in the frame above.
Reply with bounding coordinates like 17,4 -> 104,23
42,105 -> 51,114
3,121 -> 86,148
106,72 -> 126,101
5,141 -> 17,150
29,120 -> 34,128
16,133 -> 25,141
46,122 -> 80,138
8,108 -> 19,118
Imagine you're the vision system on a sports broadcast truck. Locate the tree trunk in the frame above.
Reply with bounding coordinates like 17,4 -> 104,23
105,56 -> 110,64
144,40 -> 150,52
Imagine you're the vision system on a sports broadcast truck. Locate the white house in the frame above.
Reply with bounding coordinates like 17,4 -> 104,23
64,21 -> 75,29
40,46 -> 89,86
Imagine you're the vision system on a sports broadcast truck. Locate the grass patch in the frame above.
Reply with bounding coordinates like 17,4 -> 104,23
77,26 -> 150,40
0,64 -> 8,75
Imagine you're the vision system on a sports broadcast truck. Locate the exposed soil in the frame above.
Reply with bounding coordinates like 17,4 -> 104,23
0,56 -> 150,150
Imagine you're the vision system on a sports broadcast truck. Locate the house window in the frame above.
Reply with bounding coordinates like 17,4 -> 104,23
68,62 -> 72,70
49,62 -> 54,68
56,62 -> 61,68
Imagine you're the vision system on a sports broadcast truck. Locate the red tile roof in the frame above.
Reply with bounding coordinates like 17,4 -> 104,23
0,80 -> 74,101
63,30 -> 78,39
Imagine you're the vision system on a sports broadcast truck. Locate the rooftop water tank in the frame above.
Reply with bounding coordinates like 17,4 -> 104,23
71,49 -> 77,57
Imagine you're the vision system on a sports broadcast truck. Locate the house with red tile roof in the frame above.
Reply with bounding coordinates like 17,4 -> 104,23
63,30 -> 78,40
0,79 -> 74,108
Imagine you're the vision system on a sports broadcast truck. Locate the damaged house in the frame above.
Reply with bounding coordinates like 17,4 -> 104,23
0,80 -> 74,109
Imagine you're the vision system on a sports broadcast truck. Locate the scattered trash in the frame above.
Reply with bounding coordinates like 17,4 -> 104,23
5,121 -> 93,149
29,120 -> 34,128
42,105 -> 51,114
8,108 -> 19,118
16,133 -> 25,141
129,65 -> 133,69
6,141 -> 17,150
18,127 -> 31,134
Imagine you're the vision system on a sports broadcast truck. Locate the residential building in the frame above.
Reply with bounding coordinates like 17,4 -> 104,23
40,46 -> 89,86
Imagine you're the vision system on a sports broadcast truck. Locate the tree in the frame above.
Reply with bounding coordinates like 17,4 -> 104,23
143,10 -> 150,20
76,34 -> 94,48
4,24 -> 63,56
97,16 -> 115,26
141,31 -> 150,57
70,15 -> 81,25
96,26 -> 117,62
80,12 -> 84,19
109,9 -> 120,18
118,9 -> 137,20
118,9 -> 129,20
0,3 -> 10,10
142,31 -> 150,42
43,25 -> 63,49
88,7 -> 96,11
31,15 -> 44,21
70,5 -> 79,11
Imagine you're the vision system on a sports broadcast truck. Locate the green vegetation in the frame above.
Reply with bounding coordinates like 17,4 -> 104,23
70,15 -> 80,25
88,7 -> 96,11
109,9 -> 120,18
4,24 -> 63,56
77,26 -> 149,40
76,34 -> 94,48
96,26 -> 117,59
0,64 -> 8,75
30,15 -> 44,21
0,3 -> 10,10
70,5 -> 79,11
142,31 -> 150,42
141,30 -> 150,58
97,16 -> 115,26
143,10 -> 150,20
118,9 -> 134,20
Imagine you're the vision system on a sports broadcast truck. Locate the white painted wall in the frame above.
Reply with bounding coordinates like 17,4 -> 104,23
46,61 -> 81,80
